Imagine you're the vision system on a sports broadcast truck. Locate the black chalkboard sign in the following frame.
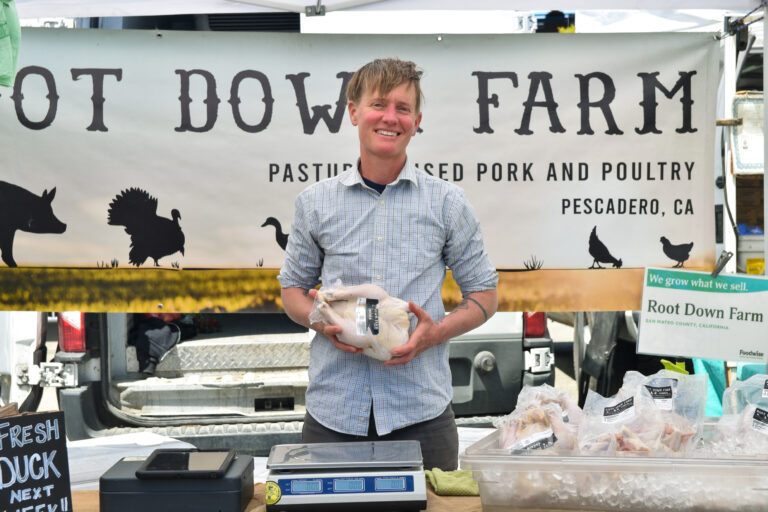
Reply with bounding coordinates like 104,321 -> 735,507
0,411 -> 71,512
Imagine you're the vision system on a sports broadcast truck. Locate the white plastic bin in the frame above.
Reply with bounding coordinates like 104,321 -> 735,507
737,234 -> 765,274
460,429 -> 768,512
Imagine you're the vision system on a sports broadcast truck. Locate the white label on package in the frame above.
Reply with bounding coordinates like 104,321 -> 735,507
752,408 -> 768,435
509,428 -> 557,452
763,379 -> 768,399
645,385 -> 674,410
645,380 -> 676,411
603,397 -> 635,424
355,297 -> 379,336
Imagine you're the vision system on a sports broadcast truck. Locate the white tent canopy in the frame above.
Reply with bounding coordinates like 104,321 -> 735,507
14,0 -> 763,19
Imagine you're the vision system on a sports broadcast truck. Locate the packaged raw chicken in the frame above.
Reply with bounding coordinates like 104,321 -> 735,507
701,375 -> 768,458
308,280 -> 411,361
620,370 -> 705,455
495,402 -> 578,455
622,370 -> 707,420
516,383 -> 583,428
578,388 -> 664,456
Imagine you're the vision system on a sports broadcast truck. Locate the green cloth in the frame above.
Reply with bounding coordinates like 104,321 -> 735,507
693,358 -> 725,417
425,468 -> 479,496
661,359 -> 689,375
737,363 -> 766,381
0,0 -> 20,88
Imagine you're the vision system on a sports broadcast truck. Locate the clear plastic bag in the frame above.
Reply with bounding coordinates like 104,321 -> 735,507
722,374 -> 768,415
308,279 -> 411,361
516,383 -> 583,428
699,375 -> 768,458
494,402 -> 578,455
579,388 -> 665,456
620,370 -> 706,455
622,370 -> 707,421
705,404 -> 768,458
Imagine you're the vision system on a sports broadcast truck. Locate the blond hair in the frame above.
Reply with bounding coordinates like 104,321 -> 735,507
346,58 -> 423,113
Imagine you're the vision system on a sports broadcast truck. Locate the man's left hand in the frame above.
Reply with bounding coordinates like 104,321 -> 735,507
384,301 -> 445,366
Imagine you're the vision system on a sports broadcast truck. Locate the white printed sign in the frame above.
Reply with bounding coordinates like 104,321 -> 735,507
0,29 -> 717,272
639,268 -> 768,363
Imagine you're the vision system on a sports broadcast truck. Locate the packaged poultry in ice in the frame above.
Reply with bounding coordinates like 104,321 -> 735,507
579,389 -> 666,456
516,383 -> 583,427
701,384 -> 768,459
621,370 -> 706,455
495,403 -> 578,454
721,373 -> 768,415
659,417 -> 697,453
309,281 -> 411,361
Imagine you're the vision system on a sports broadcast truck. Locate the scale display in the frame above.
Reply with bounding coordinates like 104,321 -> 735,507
280,475 -> 414,496
334,479 -> 363,492
291,480 -> 322,493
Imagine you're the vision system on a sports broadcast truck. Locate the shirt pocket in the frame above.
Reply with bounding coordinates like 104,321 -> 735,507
394,217 -> 445,273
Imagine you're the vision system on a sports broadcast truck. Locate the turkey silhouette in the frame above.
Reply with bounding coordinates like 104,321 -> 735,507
261,217 -> 288,250
108,188 -> 185,267
588,226 -> 622,269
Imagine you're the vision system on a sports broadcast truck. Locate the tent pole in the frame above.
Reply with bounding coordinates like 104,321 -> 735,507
762,9 -> 768,379
225,0 -> 386,13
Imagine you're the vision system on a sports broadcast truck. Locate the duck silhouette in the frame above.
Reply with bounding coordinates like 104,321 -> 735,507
660,236 -> 693,268
108,188 -> 185,267
588,226 -> 622,269
261,217 -> 288,250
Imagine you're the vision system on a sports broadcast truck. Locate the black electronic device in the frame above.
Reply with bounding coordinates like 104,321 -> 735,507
100,453 -> 253,512
135,449 -> 235,479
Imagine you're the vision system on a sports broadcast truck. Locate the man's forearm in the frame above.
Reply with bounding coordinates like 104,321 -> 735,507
281,287 -> 314,329
437,288 -> 498,343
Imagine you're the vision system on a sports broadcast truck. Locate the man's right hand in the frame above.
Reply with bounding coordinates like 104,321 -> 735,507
307,289 -> 363,355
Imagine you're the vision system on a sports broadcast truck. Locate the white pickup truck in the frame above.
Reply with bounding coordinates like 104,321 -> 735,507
1,311 -> 553,454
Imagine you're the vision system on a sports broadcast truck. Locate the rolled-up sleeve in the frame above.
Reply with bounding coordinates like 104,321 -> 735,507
442,188 -> 498,296
277,190 -> 323,290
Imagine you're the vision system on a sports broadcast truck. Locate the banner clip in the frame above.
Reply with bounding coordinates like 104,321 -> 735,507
305,1 -> 326,16
710,250 -> 734,279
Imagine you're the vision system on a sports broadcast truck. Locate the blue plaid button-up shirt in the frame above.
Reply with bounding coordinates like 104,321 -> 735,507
278,159 -> 498,436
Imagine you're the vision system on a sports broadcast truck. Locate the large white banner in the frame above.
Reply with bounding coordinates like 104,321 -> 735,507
0,29 -> 717,274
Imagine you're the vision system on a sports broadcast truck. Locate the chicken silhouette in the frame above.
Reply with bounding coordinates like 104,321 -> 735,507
261,217 -> 288,250
660,236 -> 693,268
107,188 -> 185,267
588,226 -> 622,269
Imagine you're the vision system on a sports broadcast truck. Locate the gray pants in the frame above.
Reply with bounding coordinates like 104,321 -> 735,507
302,405 -> 459,471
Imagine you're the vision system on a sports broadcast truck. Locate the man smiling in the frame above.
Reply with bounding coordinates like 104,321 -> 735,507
278,58 -> 498,470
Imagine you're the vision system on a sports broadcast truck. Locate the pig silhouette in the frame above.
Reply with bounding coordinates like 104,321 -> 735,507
0,181 -> 67,267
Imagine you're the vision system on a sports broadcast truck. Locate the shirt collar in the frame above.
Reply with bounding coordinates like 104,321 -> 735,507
340,158 -> 420,188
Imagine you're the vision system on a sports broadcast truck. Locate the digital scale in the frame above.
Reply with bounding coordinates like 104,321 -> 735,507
265,440 -> 427,511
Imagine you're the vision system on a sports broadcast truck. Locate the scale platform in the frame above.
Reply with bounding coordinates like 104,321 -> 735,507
265,440 -> 427,511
